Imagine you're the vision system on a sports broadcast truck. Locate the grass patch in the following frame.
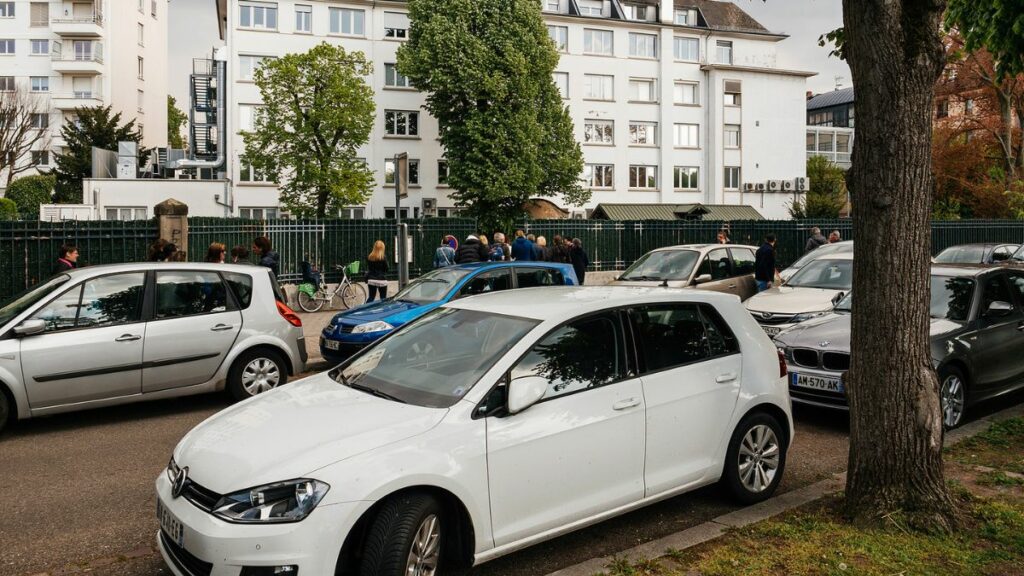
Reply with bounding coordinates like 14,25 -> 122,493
947,418 -> 1024,475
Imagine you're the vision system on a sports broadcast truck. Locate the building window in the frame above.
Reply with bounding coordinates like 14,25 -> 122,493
724,80 -> 742,106
0,76 -> 13,91
937,100 -> 949,118
673,123 -> 699,147
578,0 -> 602,16
848,105 -> 855,127
30,77 -> 49,92
239,207 -> 280,219
629,121 -> 657,146
724,166 -> 741,190
0,3 -> 13,18
0,39 -> 14,55
384,12 -> 409,39
965,98 -> 975,115
339,207 -> 365,219
583,74 -> 614,100
725,124 -> 741,148
385,158 -> 420,186
30,40 -> 49,55
138,24 -> 145,46
31,113 -> 48,129
628,78 -> 655,102
137,90 -> 145,113
674,81 -> 698,105
547,25 -> 568,52
330,7 -> 365,35
240,161 -> 272,183
583,29 -> 613,55
138,0 -> 144,12
543,0 -> 560,12
629,165 -> 657,189
628,33 -> 657,58
553,72 -> 568,98
674,37 -> 699,61
674,8 -> 698,25
716,40 -> 733,64
137,57 -> 144,79
384,63 -> 411,88
674,166 -> 699,190
30,2 -> 48,26
152,0 -> 157,17
384,110 -> 419,137
584,164 -> 614,188
437,160 -> 449,186
32,150 -> 50,166
239,2 -> 278,30
106,207 -> 148,220
295,4 -> 311,33
239,55 -> 274,81
583,119 -> 614,145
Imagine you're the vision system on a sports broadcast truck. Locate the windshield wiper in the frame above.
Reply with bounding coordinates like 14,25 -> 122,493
346,381 -> 408,404
624,275 -> 663,281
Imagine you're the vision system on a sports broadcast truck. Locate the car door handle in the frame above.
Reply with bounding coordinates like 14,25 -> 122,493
115,334 -> 141,342
716,373 -> 738,383
612,397 -> 641,411
728,284 -> 737,289
210,324 -> 234,332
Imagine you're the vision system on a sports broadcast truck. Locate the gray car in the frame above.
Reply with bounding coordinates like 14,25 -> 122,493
0,263 -> 307,433
612,244 -> 759,301
774,264 -> 1024,428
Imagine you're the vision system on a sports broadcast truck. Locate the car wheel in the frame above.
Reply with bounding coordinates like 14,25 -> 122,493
297,290 -> 324,313
341,283 -> 367,309
722,412 -> 787,504
360,493 -> 443,576
0,391 -> 9,435
939,366 -> 968,430
227,349 -> 288,401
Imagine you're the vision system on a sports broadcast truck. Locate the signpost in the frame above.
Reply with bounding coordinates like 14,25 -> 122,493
394,153 -> 410,289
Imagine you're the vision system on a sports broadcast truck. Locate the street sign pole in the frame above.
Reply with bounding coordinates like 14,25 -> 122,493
394,153 -> 410,290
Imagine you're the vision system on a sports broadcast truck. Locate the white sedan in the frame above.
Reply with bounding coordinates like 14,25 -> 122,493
155,287 -> 793,576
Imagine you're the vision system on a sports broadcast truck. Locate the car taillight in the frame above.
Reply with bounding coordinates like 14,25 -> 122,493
778,349 -> 788,378
276,300 -> 302,327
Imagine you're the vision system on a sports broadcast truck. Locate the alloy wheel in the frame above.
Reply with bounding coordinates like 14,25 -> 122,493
240,358 -> 281,396
405,514 -> 441,576
940,374 -> 965,428
738,424 -> 780,494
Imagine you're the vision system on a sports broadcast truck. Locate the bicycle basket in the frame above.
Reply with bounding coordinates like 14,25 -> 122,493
345,260 -> 361,275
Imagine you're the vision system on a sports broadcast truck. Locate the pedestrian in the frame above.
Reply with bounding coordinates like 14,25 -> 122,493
52,243 -> 79,274
253,236 -> 280,277
570,238 -> 590,285
716,229 -> 731,244
206,242 -> 226,263
489,232 -> 510,261
366,239 -> 390,302
230,245 -> 250,263
433,236 -> 456,268
455,234 -> 489,263
534,236 -> 548,261
547,235 -> 571,263
828,230 -> 842,243
148,239 -> 176,262
511,230 -> 534,261
755,234 -> 777,293
804,227 -> 827,253
170,250 -> 188,262
479,234 -> 490,249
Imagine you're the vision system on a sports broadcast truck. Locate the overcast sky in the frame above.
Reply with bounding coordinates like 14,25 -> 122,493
168,0 -> 850,107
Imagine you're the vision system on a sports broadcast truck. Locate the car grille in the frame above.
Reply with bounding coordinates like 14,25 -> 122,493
754,313 -> 795,326
822,352 -> 850,371
792,348 -> 820,368
182,480 -> 222,513
338,324 -> 355,333
160,530 -> 213,576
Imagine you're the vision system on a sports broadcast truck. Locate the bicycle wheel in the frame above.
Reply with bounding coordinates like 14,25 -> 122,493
297,290 -> 324,313
341,282 -> 367,309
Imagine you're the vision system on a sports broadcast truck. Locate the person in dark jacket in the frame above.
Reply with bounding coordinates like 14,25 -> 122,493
533,236 -> 547,261
804,227 -> 827,253
366,240 -> 390,301
570,238 -> 590,285
52,244 -> 79,274
230,245 -> 250,263
253,236 -> 280,277
510,230 -> 534,261
755,234 -> 777,293
547,235 -> 572,264
455,235 -> 489,264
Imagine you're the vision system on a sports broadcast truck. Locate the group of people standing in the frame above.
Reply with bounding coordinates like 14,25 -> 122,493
433,230 -> 590,284
753,226 -> 844,293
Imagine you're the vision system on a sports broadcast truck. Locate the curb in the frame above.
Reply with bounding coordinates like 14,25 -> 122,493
545,402 -> 1024,576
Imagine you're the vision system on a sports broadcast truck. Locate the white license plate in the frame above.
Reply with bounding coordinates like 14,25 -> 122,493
325,339 -> 340,351
792,373 -> 844,393
762,325 -> 781,337
157,499 -> 184,548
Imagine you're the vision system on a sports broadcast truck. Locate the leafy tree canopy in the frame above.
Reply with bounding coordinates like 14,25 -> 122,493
52,106 -> 145,204
167,95 -> 187,150
0,197 -> 17,220
789,156 -> 847,219
946,0 -> 1024,78
5,174 -> 55,219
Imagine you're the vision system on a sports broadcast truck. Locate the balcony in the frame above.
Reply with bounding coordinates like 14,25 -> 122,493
51,43 -> 104,75
51,13 -> 104,37
51,91 -> 104,110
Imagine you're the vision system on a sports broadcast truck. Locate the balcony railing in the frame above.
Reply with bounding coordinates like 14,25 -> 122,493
52,90 -> 103,100
51,12 -> 104,26
51,43 -> 104,63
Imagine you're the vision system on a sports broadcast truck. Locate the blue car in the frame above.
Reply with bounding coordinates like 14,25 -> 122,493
319,261 -> 578,362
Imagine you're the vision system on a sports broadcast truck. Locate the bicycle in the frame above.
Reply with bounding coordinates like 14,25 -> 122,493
296,261 -> 368,313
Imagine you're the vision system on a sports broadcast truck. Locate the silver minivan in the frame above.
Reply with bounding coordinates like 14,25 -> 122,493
0,263 -> 306,433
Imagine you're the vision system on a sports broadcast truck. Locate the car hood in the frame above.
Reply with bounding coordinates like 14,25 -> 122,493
745,286 -> 845,315
609,279 -> 691,288
173,375 -> 447,493
334,299 -> 429,325
776,314 -> 966,351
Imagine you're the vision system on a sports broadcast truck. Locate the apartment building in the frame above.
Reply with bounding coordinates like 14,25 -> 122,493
215,0 -> 813,219
806,87 -> 854,169
0,0 -> 168,184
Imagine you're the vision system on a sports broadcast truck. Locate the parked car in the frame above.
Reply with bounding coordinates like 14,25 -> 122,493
611,244 -> 759,300
319,261 -> 577,363
933,243 -> 1018,265
156,287 -> 792,576
745,254 -> 853,338
775,264 -> 1024,428
0,263 -> 306,434
778,240 -> 853,282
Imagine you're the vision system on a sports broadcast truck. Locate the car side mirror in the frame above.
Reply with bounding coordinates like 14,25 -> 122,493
507,375 -> 548,415
985,300 -> 1014,317
693,273 -> 712,285
13,318 -> 46,337
831,292 -> 846,306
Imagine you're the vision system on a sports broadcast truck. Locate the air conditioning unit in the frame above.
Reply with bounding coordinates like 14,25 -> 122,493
783,179 -> 795,191
795,176 -> 809,191
744,183 -> 757,192
570,209 -> 586,220
421,198 -> 437,216
768,180 -> 782,192
755,182 -> 766,192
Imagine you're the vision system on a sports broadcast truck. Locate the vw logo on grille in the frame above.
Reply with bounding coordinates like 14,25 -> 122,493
171,466 -> 189,499
760,312 -> 774,320
819,341 -> 831,348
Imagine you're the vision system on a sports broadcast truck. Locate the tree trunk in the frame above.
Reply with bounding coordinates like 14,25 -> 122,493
842,0 -> 958,531
1000,91 -> 1016,179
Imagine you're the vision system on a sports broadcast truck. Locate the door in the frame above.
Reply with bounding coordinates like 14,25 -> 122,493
73,40 -> 92,60
694,248 -> 738,296
486,311 -> 645,546
729,247 -> 758,300
72,76 -> 91,98
973,273 -> 1024,391
629,303 -> 742,493
142,271 -> 242,393
20,273 -> 146,409
456,267 -> 512,298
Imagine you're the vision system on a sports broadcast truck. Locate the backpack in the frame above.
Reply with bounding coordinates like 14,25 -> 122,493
489,244 -> 506,262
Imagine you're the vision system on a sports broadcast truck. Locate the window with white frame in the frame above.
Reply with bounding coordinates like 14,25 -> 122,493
138,0 -> 144,12
239,207 -> 280,219
385,64 -> 411,88
674,166 -> 699,190
384,110 -> 419,137
583,119 -> 614,145
295,4 -> 311,33
629,165 -> 657,189
137,90 -> 145,112
138,57 -> 144,79
578,0 -> 602,16
30,2 -> 48,26
30,77 -> 49,92
716,40 -> 733,64
0,3 -> 13,18
239,160 -> 272,183
385,158 -> 420,186
329,7 -> 364,35
339,207 -> 365,219
724,80 -> 742,106
583,29 -> 613,55
138,23 -> 144,46
628,78 -> 656,102
628,33 -> 657,58
437,160 -> 449,186
543,0 -> 560,12
553,72 -> 569,98
106,207 -> 147,220
674,81 -> 698,105
674,8 -> 698,25
239,2 -> 278,30
674,36 -> 699,61
623,3 -> 656,21
725,124 -> 741,148
32,150 -> 50,166
583,74 -> 613,100
239,104 -> 258,131
30,113 -> 48,129
152,0 -> 157,17
30,40 -> 48,55
0,39 -> 14,55
724,166 -> 741,189
239,55 -> 274,81
0,76 -> 14,91
673,123 -> 699,147
584,164 -> 614,188
384,12 -> 410,39
547,25 -> 568,52
629,122 -> 657,146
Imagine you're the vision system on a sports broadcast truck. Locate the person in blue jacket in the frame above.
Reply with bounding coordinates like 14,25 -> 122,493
510,230 -> 534,261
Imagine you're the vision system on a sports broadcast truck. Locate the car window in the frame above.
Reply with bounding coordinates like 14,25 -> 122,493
458,268 -> 512,297
630,304 -> 710,372
931,276 -> 974,321
156,271 -> 234,319
787,259 -> 854,290
981,275 -> 1015,314
0,275 -> 70,327
697,248 -> 731,281
730,248 -> 756,276
620,249 -> 699,282
993,246 -> 1015,262
701,305 -> 739,356
1007,272 -> 1024,306
222,272 -> 254,309
510,312 -> 625,400
31,285 -> 83,332
31,273 -> 145,332
935,245 -> 987,264
393,268 -> 472,304
516,267 -> 565,288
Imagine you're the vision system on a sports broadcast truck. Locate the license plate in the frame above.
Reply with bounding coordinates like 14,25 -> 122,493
762,325 -> 781,337
792,372 -> 844,393
157,499 -> 184,548
325,339 -> 340,351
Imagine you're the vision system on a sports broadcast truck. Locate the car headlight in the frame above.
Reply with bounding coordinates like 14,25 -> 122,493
213,479 -> 330,523
791,310 -> 829,322
352,320 -> 393,334
166,457 -> 179,482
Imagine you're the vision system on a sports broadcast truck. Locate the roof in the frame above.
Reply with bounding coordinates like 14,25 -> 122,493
679,0 -> 767,33
59,262 -> 271,279
449,261 -> 576,272
807,87 -> 856,111
591,203 -> 765,221
649,243 -> 759,252
931,264 -> 1000,277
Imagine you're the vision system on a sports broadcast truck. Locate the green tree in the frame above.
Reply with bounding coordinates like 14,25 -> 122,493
242,42 -> 376,218
52,106 -> 145,203
397,0 -> 587,231
167,95 -> 187,149
945,0 -> 1024,78
0,197 -> 17,220
5,174 -> 54,219
789,156 -> 847,218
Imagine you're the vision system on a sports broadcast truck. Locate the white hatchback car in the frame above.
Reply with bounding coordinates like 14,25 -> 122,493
156,287 -> 792,576
0,263 -> 306,433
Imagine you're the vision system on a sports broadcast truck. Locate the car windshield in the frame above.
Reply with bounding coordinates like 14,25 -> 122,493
786,259 -> 854,290
330,308 -> 538,408
834,291 -> 853,312
620,250 -> 700,281
390,268 -> 472,304
0,275 -> 71,327
934,245 -> 988,264
789,242 -> 853,270
931,276 -> 974,322
1012,246 -> 1024,262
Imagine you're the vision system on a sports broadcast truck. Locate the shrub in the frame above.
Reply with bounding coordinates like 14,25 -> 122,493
0,197 -> 17,220
5,175 -> 55,220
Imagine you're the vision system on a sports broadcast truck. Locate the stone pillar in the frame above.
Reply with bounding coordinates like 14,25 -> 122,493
154,199 -> 189,254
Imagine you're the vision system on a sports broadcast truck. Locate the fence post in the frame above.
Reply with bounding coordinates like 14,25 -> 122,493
154,198 -> 189,254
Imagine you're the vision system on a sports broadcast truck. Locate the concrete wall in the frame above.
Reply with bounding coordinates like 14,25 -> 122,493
83,178 -> 229,218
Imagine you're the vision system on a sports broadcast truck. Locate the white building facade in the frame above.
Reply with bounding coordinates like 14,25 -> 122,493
0,0 -> 169,186
216,0 -> 812,219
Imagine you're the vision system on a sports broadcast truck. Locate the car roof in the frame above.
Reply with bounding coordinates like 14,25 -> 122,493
939,243 -> 1016,250
931,263 -> 1000,277
649,244 -> 758,252
445,286 -> 737,322
808,253 -> 854,261
57,262 -> 269,280
448,261 -> 575,271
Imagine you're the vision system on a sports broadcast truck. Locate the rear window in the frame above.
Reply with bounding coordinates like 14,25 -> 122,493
223,272 -> 255,309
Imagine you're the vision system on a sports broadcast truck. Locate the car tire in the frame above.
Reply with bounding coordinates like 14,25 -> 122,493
227,349 -> 288,401
722,412 -> 788,505
939,365 -> 968,430
0,390 -> 9,435
359,493 -> 444,576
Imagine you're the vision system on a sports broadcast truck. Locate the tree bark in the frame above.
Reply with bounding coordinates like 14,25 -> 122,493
842,0 -> 958,530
